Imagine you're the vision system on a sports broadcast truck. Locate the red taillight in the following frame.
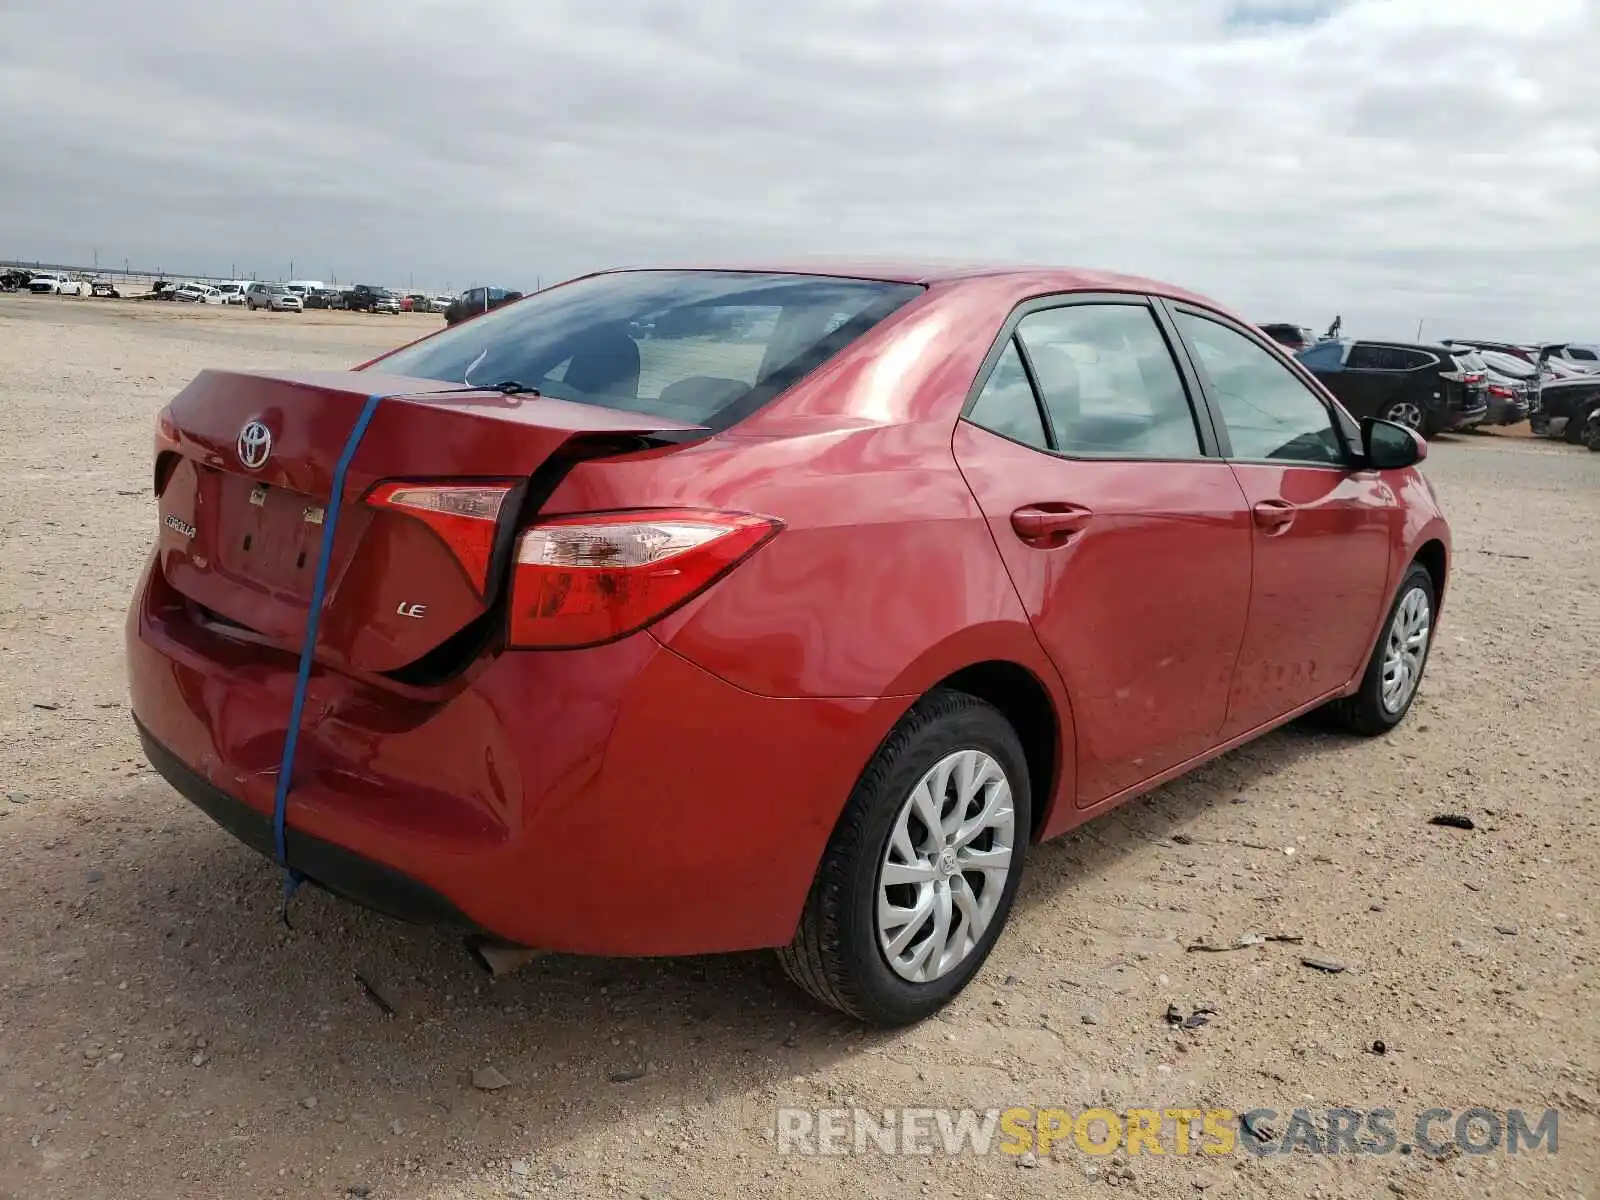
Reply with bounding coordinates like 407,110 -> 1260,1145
507,509 -> 782,649
1464,372 -> 1484,384
1488,383 -> 1513,398
366,481 -> 515,594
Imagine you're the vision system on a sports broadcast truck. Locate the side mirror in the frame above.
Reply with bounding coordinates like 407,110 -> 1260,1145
1362,416 -> 1426,468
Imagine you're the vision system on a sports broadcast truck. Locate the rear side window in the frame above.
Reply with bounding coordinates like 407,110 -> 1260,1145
1015,304 -> 1203,459
1347,344 -> 1423,371
377,271 -> 923,430
968,340 -> 1049,449
1568,346 -> 1598,361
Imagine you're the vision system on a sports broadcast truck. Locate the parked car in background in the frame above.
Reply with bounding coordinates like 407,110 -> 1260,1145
245,283 -> 303,312
1296,339 -> 1488,436
1531,373 -> 1600,443
171,283 -> 223,304
343,284 -> 402,313
1443,339 -> 1536,364
302,287 -> 344,310
0,268 -> 31,291
1447,348 -> 1525,427
129,263 -> 1450,1025
27,272 -> 87,296
1536,343 -> 1600,373
444,285 -> 523,326
1473,349 -> 1537,426
1257,323 -> 1316,353
285,280 -> 327,301
216,282 -> 252,306
89,279 -> 122,299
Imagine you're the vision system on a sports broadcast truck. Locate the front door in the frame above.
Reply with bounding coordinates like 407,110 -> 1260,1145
1166,307 -> 1396,736
952,296 -> 1253,807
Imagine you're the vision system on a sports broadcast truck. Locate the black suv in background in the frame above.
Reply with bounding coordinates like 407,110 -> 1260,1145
342,284 -> 402,313
1295,340 -> 1489,437
444,286 -> 524,326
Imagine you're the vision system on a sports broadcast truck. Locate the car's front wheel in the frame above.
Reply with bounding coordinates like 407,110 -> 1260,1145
1565,402 -> 1599,445
778,689 -> 1031,1025
1328,562 -> 1435,736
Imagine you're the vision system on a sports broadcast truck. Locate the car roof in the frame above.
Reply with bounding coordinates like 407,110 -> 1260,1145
601,260 -> 1226,305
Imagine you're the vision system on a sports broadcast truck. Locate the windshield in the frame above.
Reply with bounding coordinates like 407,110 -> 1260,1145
372,270 -> 924,429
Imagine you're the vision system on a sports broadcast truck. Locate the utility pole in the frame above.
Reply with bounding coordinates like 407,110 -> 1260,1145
289,259 -> 295,282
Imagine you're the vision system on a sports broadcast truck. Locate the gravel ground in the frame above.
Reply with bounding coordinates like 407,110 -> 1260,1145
0,294 -> 1596,1200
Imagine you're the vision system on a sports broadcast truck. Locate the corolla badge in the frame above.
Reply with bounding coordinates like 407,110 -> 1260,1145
237,420 -> 273,469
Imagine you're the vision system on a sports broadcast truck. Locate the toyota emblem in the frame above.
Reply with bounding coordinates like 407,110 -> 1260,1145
237,420 -> 273,470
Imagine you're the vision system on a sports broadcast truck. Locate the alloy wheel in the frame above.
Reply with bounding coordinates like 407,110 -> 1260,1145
1380,585 -> 1431,714
876,749 -> 1016,984
1383,400 -> 1425,430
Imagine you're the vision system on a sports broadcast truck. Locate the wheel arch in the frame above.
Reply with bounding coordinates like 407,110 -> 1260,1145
1411,537 -> 1449,614
930,659 -> 1064,841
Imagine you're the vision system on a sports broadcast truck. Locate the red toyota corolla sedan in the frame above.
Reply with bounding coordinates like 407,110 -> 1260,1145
127,264 -> 1449,1024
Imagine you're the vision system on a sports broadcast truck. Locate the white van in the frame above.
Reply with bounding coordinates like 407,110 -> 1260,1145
284,279 -> 327,299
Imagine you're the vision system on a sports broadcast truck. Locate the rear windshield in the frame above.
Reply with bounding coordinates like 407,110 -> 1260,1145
373,270 -> 924,429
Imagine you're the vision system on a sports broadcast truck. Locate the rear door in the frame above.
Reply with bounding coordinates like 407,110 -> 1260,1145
952,295 -> 1253,806
1164,305 -> 1395,736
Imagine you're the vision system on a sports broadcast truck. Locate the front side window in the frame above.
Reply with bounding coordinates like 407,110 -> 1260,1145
1015,304 -> 1203,459
376,271 -> 923,429
1175,312 -> 1346,466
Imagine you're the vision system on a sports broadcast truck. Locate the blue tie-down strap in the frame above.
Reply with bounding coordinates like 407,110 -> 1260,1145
273,392 -> 385,921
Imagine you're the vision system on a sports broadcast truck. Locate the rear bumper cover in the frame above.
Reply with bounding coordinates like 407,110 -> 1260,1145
126,551 -> 904,955
137,717 -> 485,932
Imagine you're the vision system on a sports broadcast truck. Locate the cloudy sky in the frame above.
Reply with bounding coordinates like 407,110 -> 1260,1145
2,0 -> 1596,338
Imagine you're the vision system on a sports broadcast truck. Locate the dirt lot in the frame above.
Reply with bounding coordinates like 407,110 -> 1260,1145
1,294 -> 1596,1200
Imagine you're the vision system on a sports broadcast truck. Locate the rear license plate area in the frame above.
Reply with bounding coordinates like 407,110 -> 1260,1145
210,471 -> 324,601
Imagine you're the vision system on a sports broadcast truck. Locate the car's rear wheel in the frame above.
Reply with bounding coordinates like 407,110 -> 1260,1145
1381,399 -> 1426,433
1328,562 -> 1435,736
777,688 -> 1030,1025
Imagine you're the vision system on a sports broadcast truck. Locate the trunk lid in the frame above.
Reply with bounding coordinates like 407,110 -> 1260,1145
155,368 -> 699,676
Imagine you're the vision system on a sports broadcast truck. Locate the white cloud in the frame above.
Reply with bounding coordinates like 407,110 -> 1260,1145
1,0 -> 1596,339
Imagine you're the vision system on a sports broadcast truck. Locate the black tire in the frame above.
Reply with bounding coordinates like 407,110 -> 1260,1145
1327,562 -> 1436,737
776,688 -> 1032,1025
1564,402 -> 1598,445
1585,416 -> 1600,452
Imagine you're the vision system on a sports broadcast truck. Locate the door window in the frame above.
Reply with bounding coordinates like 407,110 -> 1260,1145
1175,312 -> 1347,466
1015,304 -> 1204,459
967,339 -> 1049,450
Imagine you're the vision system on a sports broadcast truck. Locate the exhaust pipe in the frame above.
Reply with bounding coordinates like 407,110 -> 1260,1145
465,937 -> 546,978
